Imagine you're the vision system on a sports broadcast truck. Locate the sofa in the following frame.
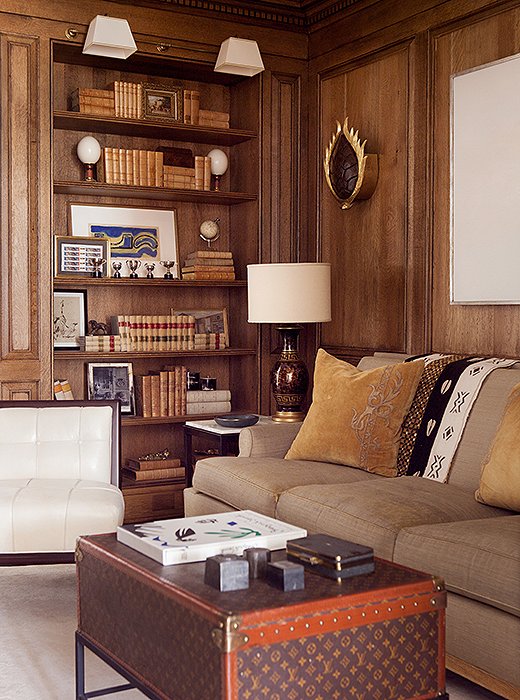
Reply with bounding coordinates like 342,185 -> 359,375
184,352 -> 520,699
0,400 -> 125,565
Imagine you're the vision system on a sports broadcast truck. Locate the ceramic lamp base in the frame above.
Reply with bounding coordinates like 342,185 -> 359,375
270,325 -> 308,422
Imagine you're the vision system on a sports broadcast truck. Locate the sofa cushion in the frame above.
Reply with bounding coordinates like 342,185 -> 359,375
475,382 -> 520,511
275,476 -> 507,561
285,349 -> 424,477
192,456 -> 380,518
394,516 -> 520,617
0,479 -> 124,552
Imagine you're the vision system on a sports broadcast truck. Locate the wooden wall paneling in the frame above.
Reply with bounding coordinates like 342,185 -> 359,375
257,63 -> 308,415
430,4 -> 520,356
318,44 -> 411,357
0,26 -> 52,398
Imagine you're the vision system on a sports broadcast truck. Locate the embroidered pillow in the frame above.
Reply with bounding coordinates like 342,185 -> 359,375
475,382 -> 520,512
285,349 -> 424,477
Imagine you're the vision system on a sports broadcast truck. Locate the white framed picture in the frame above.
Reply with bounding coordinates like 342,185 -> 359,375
53,290 -> 87,349
69,203 -> 179,279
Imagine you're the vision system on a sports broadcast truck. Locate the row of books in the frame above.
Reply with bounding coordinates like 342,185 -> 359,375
53,379 -> 74,400
98,148 -> 213,190
122,456 -> 185,482
182,250 -> 235,281
70,84 -> 230,129
110,314 -> 227,352
135,366 -> 187,417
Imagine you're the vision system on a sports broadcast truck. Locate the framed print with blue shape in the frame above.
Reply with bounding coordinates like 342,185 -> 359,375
69,203 -> 179,279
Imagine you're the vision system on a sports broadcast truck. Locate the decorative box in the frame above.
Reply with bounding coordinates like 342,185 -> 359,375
286,533 -> 375,580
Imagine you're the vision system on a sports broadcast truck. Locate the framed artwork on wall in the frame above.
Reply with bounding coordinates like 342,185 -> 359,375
53,290 -> 87,350
69,203 -> 179,279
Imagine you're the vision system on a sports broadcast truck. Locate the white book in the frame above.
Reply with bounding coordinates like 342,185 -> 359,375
116,510 -> 307,566
186,401 -> 231,415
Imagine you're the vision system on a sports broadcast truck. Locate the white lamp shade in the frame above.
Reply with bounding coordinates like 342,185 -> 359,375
214,37 -> 264,77
76,136 -> 101,164
207,149 -> 229,176
83,16 -> 137,59
248,263 -> 332,323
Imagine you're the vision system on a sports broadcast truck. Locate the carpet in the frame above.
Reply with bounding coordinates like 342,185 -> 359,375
0,564 -> 504,699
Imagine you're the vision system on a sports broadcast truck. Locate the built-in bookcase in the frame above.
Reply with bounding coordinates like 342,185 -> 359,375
51,41 -> 260,522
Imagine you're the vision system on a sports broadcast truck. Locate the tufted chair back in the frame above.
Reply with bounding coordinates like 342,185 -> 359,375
0,400 -> 120,485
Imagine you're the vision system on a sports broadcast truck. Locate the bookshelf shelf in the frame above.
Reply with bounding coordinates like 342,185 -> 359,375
54,111 -> 257,146
53,180 -> 256,204
53,278 -> 247,288
54,348 -> 256,360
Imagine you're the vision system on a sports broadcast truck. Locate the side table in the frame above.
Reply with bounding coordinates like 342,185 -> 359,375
183,417 -> 271,487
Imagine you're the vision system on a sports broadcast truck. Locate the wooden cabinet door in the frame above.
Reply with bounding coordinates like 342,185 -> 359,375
0,26 -> 51,399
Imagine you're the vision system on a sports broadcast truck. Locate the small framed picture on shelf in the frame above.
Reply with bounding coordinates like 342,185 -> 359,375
87,362 -> 135,415
172,308 -> 229,347
55,236 -> 110,278
141,83 -> 183,123
69,203 -> 180,279
53,290 -> 87,350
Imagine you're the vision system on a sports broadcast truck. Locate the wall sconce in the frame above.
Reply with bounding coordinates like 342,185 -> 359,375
214,38 -> 264,77
82,15 -> 137,59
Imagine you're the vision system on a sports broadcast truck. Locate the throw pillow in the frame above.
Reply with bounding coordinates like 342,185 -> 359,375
475,382 -> 520,512
285,349 -> 424,476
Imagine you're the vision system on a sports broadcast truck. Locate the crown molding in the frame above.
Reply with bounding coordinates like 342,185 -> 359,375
108,0 -> 366,30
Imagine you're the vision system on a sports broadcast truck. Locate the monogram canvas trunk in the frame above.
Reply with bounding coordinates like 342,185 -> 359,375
76,533 -> 448,700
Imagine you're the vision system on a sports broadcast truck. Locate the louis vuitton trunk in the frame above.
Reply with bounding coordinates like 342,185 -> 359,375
76,533 -> 448,700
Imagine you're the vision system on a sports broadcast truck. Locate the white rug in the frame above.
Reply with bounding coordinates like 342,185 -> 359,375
0,564 -> 503,699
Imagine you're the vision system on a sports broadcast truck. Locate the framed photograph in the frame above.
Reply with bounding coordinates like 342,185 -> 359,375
53,290 -> 87,350
69,204 -> 179,279
87,362 -> 135,415
172,308 -> 229,346
142,83 -> 183,123
55,236 -> 110,278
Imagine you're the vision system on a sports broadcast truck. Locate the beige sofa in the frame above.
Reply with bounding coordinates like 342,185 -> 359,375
184,353 -> 520,699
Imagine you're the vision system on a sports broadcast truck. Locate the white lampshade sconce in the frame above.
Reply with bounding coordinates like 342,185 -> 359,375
214,38 -> 264,77
82,16 -> 137,59
77,136 -> 101,181
207,149 -> 229,191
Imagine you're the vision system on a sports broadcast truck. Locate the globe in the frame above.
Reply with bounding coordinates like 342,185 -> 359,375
199,218 -> 220,244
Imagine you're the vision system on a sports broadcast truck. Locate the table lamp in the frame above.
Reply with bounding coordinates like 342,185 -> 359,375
76,136 -> 101,181
247,263 -> 331,422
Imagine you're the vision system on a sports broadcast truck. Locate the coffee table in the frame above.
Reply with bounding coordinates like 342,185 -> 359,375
76,533 -> 448,700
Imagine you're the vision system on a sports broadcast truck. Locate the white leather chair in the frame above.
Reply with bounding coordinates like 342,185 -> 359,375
0,400 -> 124,564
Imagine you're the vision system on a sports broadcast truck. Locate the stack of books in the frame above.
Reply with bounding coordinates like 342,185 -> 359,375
122,456 -> 185,482
135,366 -> 187,417
70,88 -> 115,116
198,109 -> 230,129
182,250 -> 235,281
163,165 -> 195,189
53,379 -> 74,400
186,389 -> 231,415
193,333 -> 226,350
98,148 -> 164,187
79,335 -> 122,352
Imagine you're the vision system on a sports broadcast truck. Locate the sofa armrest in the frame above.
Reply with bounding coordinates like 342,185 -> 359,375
238,421 -> 302,458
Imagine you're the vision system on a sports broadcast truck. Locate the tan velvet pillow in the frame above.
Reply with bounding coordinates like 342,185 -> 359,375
475,382 -> 520,512
285,349 -> 424,476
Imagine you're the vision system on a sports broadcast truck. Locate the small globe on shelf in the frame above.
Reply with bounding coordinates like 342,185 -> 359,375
199,218 -> 221,247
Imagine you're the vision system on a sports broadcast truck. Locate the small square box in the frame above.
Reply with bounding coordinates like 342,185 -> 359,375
287,533 -> 375,581
204,554 -> 249,591
266,560 -> 305,591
